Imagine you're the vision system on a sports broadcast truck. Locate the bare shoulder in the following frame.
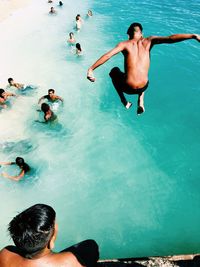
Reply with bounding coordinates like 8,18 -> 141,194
0,248 -> 10,266
53,251 -> 84,267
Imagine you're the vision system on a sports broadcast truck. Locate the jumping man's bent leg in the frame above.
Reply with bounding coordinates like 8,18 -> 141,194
109,67 -> 132,109
137,92 -> 145,115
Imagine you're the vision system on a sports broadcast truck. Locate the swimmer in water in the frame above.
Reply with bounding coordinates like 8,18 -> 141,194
87,22 -> 200,114
49,6 -> 56,14
87,10 -> 93,17
48,0 -> 53,3
75,14 -> 83,31
0,204 -> 99,267
67,32 -> 76,45
38,89 -> 63,104
0,88 -> 16,109
8,78 -> 24,90
40,102 -> 57,123
75,43 -> 83,56
0,157 -> 30,181
59,1 -> 63,6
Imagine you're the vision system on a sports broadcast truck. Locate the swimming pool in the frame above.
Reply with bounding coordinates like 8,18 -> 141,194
0,0 -> 200,259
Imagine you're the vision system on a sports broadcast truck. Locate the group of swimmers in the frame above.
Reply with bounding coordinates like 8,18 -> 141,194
67,12 -> 93,56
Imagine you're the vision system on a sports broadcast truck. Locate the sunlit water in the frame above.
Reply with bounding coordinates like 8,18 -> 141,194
0,0 -> 200,259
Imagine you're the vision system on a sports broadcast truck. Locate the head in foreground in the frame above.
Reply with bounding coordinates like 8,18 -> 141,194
8,204 -> 57,258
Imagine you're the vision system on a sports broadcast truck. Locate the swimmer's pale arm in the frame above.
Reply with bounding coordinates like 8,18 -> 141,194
150,34 -> 200,45
87,43 -> 124,81
6,92 -> 16,97
1,170 -> 24,181
0,162 -> 13,165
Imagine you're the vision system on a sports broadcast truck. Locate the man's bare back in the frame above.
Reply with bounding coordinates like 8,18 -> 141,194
121,38 -> 151,88
87,22 -> 200,114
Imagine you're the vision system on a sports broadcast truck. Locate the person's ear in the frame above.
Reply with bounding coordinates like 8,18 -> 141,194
48,222 -> 58,250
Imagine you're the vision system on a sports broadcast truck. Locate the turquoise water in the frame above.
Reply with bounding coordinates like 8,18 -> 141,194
0,0 -> 200,259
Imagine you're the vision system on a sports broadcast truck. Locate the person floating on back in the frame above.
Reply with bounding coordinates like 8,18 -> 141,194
0,157 -> 30,181
0,203 -> 99,267
8,78 -> 24,90
87,22 -> 200,115
0,88 -> 16,109
67,32 -> 76,45
38,89 -> 63,104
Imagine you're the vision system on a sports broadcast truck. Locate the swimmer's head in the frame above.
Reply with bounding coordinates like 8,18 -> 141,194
8,204 -> 56,258
15,157 -> 25,166
41,103 -> 50,113
69,32 -> 74,38
8,78 -> 14,85
76,14 -> 80,20
48,89 -> 55,95
76,43 -> 82,51
127,23 -> 143,39
0,88 -> 5,97
87,10 -> 93,16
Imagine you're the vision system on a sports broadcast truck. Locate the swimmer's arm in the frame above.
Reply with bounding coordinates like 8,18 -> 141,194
1,170 -> 25,181
87,43 -> 125,81
38,96 -> 45,104
56,95 -> 64,102
150,34 -> 200,46
0,162 -> 14,166
6,92 -> 16,97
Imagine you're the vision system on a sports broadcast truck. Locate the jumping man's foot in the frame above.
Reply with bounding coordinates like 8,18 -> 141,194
125,102 -> 132,109
87,69 -> 96,82
87,75 -> 95,82
137,106 -> 145,115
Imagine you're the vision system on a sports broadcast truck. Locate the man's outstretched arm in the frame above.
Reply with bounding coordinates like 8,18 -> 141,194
87,42 -> 124,82
150,33 -> 200,46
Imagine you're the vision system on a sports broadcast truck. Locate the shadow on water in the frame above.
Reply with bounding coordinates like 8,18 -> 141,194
0,139 -> 37,154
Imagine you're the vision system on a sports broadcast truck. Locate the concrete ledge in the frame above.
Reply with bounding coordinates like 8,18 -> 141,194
98,254 -> 200,267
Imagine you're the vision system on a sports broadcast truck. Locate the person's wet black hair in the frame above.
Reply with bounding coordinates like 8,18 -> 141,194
127,22 -> 143,39
0,88 -> 5,96
15,157 -> 25,166
76,14 -> 80,20
76,43 -> 82,51
8,78 -> 13,84
48,89 -> 55,94
8,204 -> 56,258
41,103 -> 50,113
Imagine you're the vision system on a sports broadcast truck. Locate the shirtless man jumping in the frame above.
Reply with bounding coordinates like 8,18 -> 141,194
87,22 -> 200,114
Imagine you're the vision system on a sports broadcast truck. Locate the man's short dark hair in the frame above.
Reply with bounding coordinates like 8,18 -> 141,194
48,89 -> 55,94
127,23 -> 143,38
8,204 -> 56,258
8,78 -> 13,84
